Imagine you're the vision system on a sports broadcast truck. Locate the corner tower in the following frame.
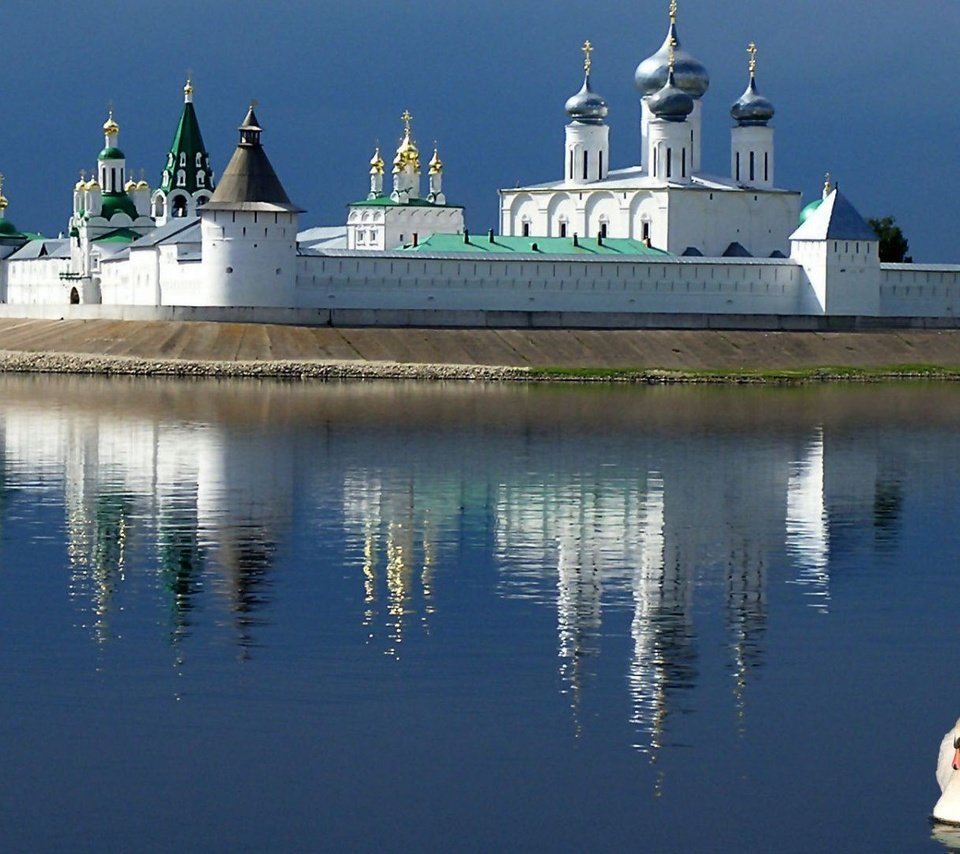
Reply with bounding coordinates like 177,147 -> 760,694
153,79 -> 215,225
199,104 -> 304,306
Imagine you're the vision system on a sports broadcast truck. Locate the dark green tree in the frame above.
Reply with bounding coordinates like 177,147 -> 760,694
867,216 -> 911,263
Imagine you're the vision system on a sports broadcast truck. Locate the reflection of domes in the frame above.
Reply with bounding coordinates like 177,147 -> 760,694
648,70 -> 694,121
635,22 -> 709,99
565,74 -> 609,124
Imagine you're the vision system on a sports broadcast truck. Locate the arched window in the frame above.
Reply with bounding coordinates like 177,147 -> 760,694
197,171 -> 205,188
172,196 -> 188,218
195,153 -> 203,168
177,169 -> 186,187
179,152 -> 187,167
522,220 -> 531,238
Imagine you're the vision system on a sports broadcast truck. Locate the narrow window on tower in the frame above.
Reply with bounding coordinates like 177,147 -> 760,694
749,151 -> 755,182
682,148 -> 686,177
653,148 -> 659,177
559,222 -> 567,238
764,153 -> 769,183
600,222 -> 608,238
522,221 -> 530,237
583,151 -> 588,181
667,148 -> 672,178
736,152 -> 741,182
569,150 -> 574,180
599,151 -> 604,179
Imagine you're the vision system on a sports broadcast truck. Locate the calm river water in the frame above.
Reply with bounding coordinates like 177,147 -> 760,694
0,374 -> 958,852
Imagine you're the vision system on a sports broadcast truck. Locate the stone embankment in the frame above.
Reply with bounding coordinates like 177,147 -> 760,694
0,317 -> 960,381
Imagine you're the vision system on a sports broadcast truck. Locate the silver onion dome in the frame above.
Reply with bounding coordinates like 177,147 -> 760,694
635,21 -> 709,100
565,73 -> 609,124
648,69 -> 694,121
731,77 -> 775,126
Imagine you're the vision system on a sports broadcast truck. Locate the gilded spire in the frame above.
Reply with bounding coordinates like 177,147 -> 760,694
369,145 -> 385,176
393,110 -> 420,173
669,0 -> 678,24
103,104 -> 119,137
582,39 -> 593,76
184,74 -> 194,103
668,37 -> 677,74
747,42 -> 757,80
428,142 -> 443,175
0,174 -> 7,212
823,172 -> 832,197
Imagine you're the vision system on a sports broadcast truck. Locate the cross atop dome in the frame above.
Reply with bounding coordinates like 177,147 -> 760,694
582,40 -> 593,75
748,42 -> 757,78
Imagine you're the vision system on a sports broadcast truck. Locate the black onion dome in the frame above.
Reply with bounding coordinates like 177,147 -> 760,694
648,70 -> 694,121
731,77 -> 775,126
564,74 -> 609,123
635,22 -> 709,99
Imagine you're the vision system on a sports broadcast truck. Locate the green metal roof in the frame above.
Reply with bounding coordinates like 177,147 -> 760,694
99,146 -> 125,161
399,233 -> 670,256
159,101 -> 214,195
99,192 -> 139,221
92,227 -> 142,243
349,197 -> 463,209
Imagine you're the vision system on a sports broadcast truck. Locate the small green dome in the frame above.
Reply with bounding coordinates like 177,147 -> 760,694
99,146 -> 125,161
799,198 -> 823,224
0,217 -> 19,236
99,191 -> 138,220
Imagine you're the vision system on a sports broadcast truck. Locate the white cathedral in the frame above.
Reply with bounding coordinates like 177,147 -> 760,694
0,3 -> 955,323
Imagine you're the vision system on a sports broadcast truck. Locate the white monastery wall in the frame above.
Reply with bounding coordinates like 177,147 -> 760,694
294,253 -> 804,315
879,265 -> 960,318
7,258 -> 71,305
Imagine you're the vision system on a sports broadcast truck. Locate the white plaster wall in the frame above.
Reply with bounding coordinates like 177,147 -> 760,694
293,253 -> 803,315
668,189 -> 799,258
880,266 -> 960,318
6,259 -> 72,305
200,209 -> 298,306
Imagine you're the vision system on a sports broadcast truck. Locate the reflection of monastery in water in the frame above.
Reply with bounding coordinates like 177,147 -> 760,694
0,382 -> 906,748
0,399 -> 292,652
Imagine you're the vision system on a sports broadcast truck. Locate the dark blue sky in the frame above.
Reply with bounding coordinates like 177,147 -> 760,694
3,1 -> 957,260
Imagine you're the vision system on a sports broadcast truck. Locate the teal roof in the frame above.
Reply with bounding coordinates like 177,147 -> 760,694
400,233 -> 670,256
99,146 -> 125,161
159,101 -> 214,195
99,191 -> 139,221
799,197 -> 823,224
92,227 -> 142,243
0,217 -> 21,237
349,197 -> 463,209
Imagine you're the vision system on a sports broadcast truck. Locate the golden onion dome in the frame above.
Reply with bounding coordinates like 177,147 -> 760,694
103,110 -> 120,136
124,178 -> 137,193
0,193 -> 7,212
428,146 -> 443,175
369,146 -> 385,175
75,176 -> 86,192
136,179 -> 150,191
86,178 -> 100,191
393,110 -> 421,171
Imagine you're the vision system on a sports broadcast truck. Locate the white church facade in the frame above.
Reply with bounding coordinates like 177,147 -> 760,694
1,3 -> 959,326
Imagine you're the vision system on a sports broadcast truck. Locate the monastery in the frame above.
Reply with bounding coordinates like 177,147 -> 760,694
0,3 -> 957,327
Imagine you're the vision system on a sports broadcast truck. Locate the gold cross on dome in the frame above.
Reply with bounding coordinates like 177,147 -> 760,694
669,0 -> 678,23
582,39 -> 593,75
747,42 -> 758,77
401,110 -> 413,134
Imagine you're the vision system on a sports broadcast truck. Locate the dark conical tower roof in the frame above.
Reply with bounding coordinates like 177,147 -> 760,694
204,104 -> 303,213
